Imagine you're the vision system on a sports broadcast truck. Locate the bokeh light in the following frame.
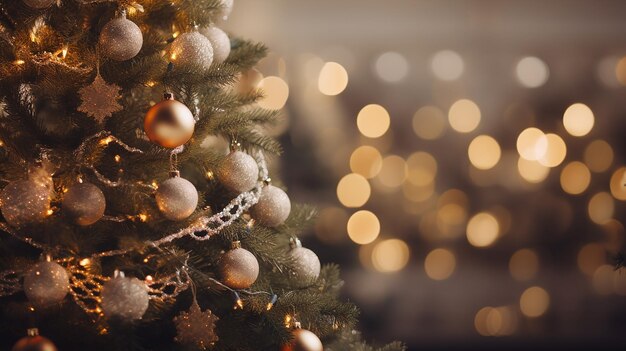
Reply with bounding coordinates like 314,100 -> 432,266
616,56 -> 626,86
588,192 -> 614,224
257,76 -> 289,109
336,173 -> 371,207
593,264 -> 615,295
519,286 -> 550,318
516,127 -> 548,161
468,135 -> 501,170
559,161 -> 591,195
448,99 -> 481,133
347,210 -> 380,245
318,61 -> 349,95
424,248 -> 456,280
466,212 -> 500,248
406,151 -> 438,186
378,155 -> 408,188
609,167 -> 626,200
375,52 -> 409,82
350,146 -> 383,179
371,239 -> 410,273
584,140 -> 613,173
563,103 -> 594,137
515,56 -> 549,88
430,50 -> 464,81
357,104 -> 391,138
412,106 -> 447,140
509,249 -> 540,281
475,306 -> 518,337
538,133 -> 567,167
577,243 -> 607,276
517,157 -> 550,183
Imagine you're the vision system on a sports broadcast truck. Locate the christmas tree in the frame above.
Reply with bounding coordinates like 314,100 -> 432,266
0,1 -> 404,350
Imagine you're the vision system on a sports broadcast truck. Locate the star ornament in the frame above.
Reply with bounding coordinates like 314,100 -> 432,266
78,73 -> 123,124
174,301 -> 219,349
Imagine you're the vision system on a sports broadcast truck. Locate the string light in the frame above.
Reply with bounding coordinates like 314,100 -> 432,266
266,294 -> 278,310
114,155 -> 121,162
62,45 -> 68,59
79,258 -> 91,267
13,60 -> 25,65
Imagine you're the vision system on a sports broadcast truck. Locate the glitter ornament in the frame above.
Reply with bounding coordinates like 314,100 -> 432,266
78,72 -> 122,124
101,271 -> 149,321
144,93 -> 196,148
22,0 -> 56,9
281,327 -> 323,351
288,238 -> 320,285
0,180 -> 50,228
199,26 -> 231,64
250,185 -> 291,227
23,259 -> 69,308
170,31 -> 214,72
99,12 -> 143,61
62,182 -> 106,226
217,150 -> 258,193
219,241 -> 259,289
155,172 -> 198,221
174,300 -> 219,349
11,328 -> 57,351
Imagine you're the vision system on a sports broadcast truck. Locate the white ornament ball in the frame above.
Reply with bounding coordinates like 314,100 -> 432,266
170,32 -> 214,72
199,26 -> 231,64
22,0 -> 55,9
23,261 -> 69,308
250,185 -> 291,227
155,174 -> 198,221
216,0 -> 234,21
0,180 -> 50,228
219,245 -> 259,289
217,151 -> 258,193
101,273 -> 149,321
289,246 -> 321,284
99,14 -> 143,61
62,182 -> 106,226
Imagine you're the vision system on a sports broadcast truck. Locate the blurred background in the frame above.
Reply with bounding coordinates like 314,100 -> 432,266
224,1 -> 626,350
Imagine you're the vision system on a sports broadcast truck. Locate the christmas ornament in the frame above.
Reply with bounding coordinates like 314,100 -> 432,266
0,179 -> 50,228
62,182 -> 106,226
288,238 -> 320,284
77,72 -> 122,124
169,31 -> 214,72
22,0 -> 56,9
219,241 -> 259,289
217,150 -> 258,193
11,328 -> 57,351
101,271 -> 149,321
216,0 -> 234,21
199,26 -> 231,64
155,171 -> 198,221
174,300 -> 219,349
99,12 -> 143,61
23,259 -> 69,308
250,184 -> 291,227
144,93 -> 195,148
281,325 -> 323,351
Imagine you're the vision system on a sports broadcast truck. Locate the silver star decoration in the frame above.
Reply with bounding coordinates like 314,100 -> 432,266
78,73 -> 123,124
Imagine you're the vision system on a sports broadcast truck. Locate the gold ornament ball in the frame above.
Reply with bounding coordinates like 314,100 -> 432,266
219,246 -> 259,289
0,180 -> 50,228
23,261 -> 69,308
281,328 -> 323,351
199,26 -> 231,64
289,246 -> 321,284
250,185 -> 291,227
170,32 -> 214,72
101,273 -> 150,321
62,182 -> 106,226
144,94 -> 195,148
12,329 -> 57,351
217,151 -> 259,193
99,14 -> 143,61
22,0 -> 55,9
155,174 -> 199,221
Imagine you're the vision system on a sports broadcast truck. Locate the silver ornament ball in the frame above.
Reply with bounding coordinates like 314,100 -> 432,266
250,185 -> 291,227
170,32 -> 214,72
155,174 -> 198,221
289,245 -> 321,284
199,26 -> 231,64
23,260 -> 69,308
99,14 -> 143,61
217,151 -> 258,193
0,180 -> 50,228
62,182 -> 106,226
219,244 -> 259,289
101,272 -> 149,321
22,0 -> 55,9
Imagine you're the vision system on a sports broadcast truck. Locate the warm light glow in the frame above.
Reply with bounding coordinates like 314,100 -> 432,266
560,161 -> 591,195
448,99 -> 481,133
584,140 -> 613,173
145,275 -> 153,282
318,62 -> 349,95
350,146 -> 383,179
517,157 -> 550,183
617,56 -> 626,86
412,106 -> 447,140
336,173 -> 371,207
14,59 -> 25,65
515,56 -> 549,88
466,212 -> 500,248
100,136 -> 114,145
538,133 -> 567,168
610,167 -> 626,201
61,45 -> 68,59
79,258 -> 91,267
402,181 -> 435,203
377,155 -> 407,187
475,306 -> 518,336
516,127 -> 548,161
468,135 -> 501,170
430,50 -> 464,81
424,248 -> 456,280
114,155 -> 121,163
593,264 -> 615,295
371,239 -> 410,273
520,286 -> 550,318
577,243 -> 606,276
357,104 -> 390,138
509,249 -> 539,281
588,192 -> 614,224
347,210 -> 380,245
375,52 -> 409,82
138,213 -> 148,222
406,151 -> 438,186
563,103 -> 594,137
257,76 -> 289,110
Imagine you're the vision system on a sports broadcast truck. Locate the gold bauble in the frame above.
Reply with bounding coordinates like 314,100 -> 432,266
144,93 -> 195,148
249,185 -> 291,227
219,242 -> 259,289
155,172 -> 198,221
12,329 -> 57,351
23,260 -> 69,308
62,182 -> 106,226
0,179 -> 50,228
281,328 -> 323,351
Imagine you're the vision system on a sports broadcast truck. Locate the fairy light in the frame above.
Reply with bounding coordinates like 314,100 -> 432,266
138,213 -> 148,222
146,81 -> 156,87
14,60 -> 25,65
145,275 -> 153,282
205,170 -> 214,179
61,45 -> 68,59
46,209 -> 54,216
233,292 -> 244,309
284,314 -> 292,327
266,294 -> 278,310
114,155 -> 121,162
100,136 -> 114,145
143,257 -> 149,263
79,258 -> 91,267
